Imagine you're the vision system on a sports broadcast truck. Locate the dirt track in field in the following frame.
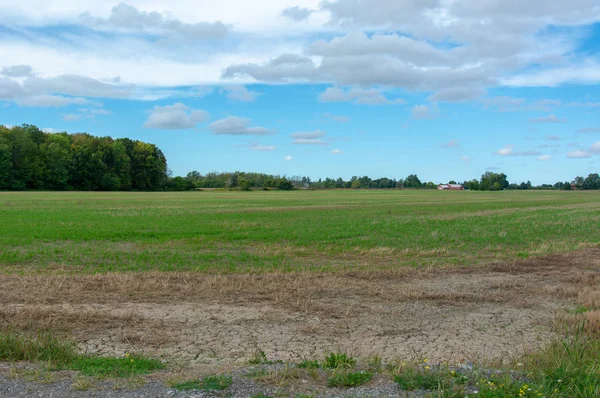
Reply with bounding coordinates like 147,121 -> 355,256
1,248 -> 599,367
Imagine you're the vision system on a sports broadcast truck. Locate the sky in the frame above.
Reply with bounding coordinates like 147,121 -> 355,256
0,0 -> 599,185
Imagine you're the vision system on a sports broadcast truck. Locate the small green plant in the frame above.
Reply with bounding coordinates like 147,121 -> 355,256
63,354 -> 164,378
323,352 -> 356,369
172,375 -> 232,391
327,371 -> 373,387
568,304 -> 590,315
297,360 -> 320,369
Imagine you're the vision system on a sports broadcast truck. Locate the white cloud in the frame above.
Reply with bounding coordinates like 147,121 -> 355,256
331,148 -> 343,154
592,141 -> 600,153
567,150 -> 591,159
79,3 -> 229,40
319,87 -> 406,105
209,116 -> 274,135
460,155 -> 471,163
291,130 -> 326,139
284,155 -> 293,161
249,144 -> 276,151
530,114 -> 566,124
222,85 -> 262,102
16,95 -> 90,107
144,103 -> 209,129
496,146 -> 541,157
1,65 -> 34,78
538,155 -> 552,161
411,104 -> 438,120
291,130 -> 326,145
281,6 -> 313,21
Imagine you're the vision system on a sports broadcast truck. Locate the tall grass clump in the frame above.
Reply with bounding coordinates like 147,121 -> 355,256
0,330 -> 77,363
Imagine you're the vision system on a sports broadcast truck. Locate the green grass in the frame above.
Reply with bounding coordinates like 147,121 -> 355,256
388,327 -> 600,397
172,375 -> 233,391
0,190 -> 598,273
0,330 -> 163,378
62,355 -> 164,378
0,330 -> 77,363
327,371 -> 373,387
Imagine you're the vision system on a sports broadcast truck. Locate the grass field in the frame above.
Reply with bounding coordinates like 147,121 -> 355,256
1,190 -> 600,397
1,190 -> 599,273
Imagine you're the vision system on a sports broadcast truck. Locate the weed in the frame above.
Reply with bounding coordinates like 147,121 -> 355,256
172,375 -> 233,391
327,371 -> 373,387
323,352 -> 356,369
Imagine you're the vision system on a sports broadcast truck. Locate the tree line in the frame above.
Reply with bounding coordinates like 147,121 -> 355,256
1,124 -> 598,191
0,124 -> 167,191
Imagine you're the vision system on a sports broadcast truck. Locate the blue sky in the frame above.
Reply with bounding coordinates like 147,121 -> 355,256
0,1 -> 599,184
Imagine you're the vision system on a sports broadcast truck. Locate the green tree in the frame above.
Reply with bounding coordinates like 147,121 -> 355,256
404,174 -> 422,188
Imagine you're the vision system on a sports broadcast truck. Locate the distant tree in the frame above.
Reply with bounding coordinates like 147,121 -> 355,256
582,173 -> 600,190
449,180 -> 457,184
404,174 -> 422,188
351,179 -> 362,189
480,172 -> 508,191
572,176 -> 584,190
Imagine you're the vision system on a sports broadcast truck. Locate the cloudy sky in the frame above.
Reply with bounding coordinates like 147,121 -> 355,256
1,0 -> 599,184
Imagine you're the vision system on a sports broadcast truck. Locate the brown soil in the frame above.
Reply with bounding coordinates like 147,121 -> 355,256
1,249 -> 599,366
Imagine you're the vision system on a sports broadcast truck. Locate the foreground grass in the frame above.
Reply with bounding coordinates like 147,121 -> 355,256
0,330 -> 164,378
385,327 -> 600,397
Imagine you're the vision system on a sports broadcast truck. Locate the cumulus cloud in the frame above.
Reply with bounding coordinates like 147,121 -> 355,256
284,155 -> 293,161
412,104 -> 438,120
223,54 -> 319,83
319,87 -> 405,105
221,85 -> 262,102
530,114 -> 566,124
538,155 -> 552,161
144,103 -> 209,129
209,116 -> 274,135
1,65 -> 34,78
80,3 -> 228,40
281,6 -> 313,21
495,146 -> 541,156
481,97 -> 562,112
331,149 -> 344,155
567,150 -> 591,158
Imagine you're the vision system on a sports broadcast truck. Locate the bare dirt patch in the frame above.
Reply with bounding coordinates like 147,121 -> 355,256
1,249 -> 598,367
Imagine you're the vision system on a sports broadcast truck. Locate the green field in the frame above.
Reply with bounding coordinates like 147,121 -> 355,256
1,190 -> 599,273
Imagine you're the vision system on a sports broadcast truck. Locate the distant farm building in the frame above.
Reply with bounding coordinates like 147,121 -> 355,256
438,184 -> 464,191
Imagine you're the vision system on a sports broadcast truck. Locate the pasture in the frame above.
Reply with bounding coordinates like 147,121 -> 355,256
1,190 -> 599,397
1,190 -> 599,273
